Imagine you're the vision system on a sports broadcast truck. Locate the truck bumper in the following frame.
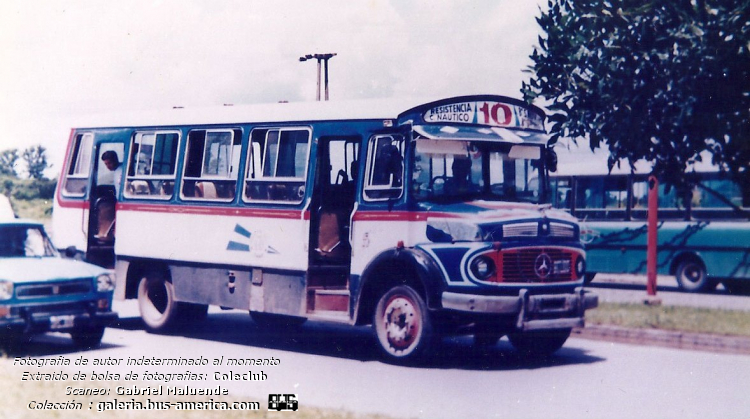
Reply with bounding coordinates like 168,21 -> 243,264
441,287 -> 599,331
0,310 -> 118,335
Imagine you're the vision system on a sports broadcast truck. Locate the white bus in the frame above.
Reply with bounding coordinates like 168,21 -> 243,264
53,95 -> 597,361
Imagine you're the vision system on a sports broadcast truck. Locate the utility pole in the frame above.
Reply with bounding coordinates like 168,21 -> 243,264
299,53 -> 337,101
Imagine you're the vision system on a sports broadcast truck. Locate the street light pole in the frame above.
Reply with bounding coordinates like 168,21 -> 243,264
299,53 -> 337,101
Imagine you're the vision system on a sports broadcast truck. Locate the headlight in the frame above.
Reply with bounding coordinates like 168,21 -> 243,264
575,256 -> 586,279
470,255 -> 496,281
96,274 -> 115,292
0,280 -> 13,300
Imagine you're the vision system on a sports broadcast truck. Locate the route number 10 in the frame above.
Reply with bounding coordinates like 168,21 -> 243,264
478,102 -> 512,126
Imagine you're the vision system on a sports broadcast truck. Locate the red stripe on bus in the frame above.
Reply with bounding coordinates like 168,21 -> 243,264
352,211 -> 463,222
116,202 -> 305,219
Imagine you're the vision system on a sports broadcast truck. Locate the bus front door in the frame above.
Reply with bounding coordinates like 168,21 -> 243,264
307,137 -> 360,315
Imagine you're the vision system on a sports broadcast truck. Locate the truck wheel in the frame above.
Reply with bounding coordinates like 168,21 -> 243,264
508,328 -> 571,357
71,326 -> 105,349
138,270 -> 184,332
373,285 -> 433,362
675,259 -> 715,293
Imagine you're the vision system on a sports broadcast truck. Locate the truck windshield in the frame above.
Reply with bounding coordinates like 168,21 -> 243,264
0,225 -> 58,258
412,140 -> 542,203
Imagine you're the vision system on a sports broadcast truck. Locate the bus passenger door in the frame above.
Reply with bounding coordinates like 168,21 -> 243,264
307,137 -> 360,316
86,143 -> 124,268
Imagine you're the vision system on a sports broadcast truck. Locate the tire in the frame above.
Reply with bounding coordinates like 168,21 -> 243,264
584,272 -> 596,285
137,270 -> 200,332
373,285 -> 433,362
508,328 -> 571,357
71,326 -> 105,349
675,259 -> 716,293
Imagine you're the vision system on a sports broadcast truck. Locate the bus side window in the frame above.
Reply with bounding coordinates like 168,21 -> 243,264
551,178 -> 572,210
181,129 -> 241,202
363,135 -> 404,201
244,127 -> 310,204
631,178 -> 688,220
124,131 -> 180,200
62,133 -> 94,197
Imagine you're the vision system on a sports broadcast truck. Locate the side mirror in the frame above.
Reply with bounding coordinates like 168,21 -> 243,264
546,149 -> 558,173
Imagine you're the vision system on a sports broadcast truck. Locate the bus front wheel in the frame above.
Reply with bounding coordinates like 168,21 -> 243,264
675,259 -> 715,293
373,285 -> 433,362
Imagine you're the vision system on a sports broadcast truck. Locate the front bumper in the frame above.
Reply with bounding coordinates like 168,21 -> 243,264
0,309 -> 118,335
442,287 -> 598,331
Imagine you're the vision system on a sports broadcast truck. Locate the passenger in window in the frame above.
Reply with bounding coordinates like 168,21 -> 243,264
101,151 -> 122,197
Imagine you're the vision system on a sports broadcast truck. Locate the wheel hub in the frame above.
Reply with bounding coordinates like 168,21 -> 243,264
383,297 -> 419,351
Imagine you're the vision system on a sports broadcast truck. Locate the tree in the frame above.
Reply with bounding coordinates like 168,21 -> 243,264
523,0 -> 750,205
0,149 -> 20,178
22,145 -> 50,180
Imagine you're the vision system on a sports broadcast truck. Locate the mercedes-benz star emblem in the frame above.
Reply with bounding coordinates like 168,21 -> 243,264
534,253 -> 553,279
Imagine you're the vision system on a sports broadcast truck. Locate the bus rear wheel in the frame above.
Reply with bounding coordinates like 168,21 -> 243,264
373,285 -> 433,362
675,259 -> 715,293
137,270 -> 207,332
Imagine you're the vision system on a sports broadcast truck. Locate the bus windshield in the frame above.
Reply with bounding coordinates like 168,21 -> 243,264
412,140 -> 543,203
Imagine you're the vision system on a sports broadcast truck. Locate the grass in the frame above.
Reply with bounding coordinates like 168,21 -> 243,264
10,198 -> 52,222
0,358 -> 394,419
588,302 -> 750,337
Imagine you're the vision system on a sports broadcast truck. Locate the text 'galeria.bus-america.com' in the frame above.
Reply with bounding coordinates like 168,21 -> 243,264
53,95 -> 598,362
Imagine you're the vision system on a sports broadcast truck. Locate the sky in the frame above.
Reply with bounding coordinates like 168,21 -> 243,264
0,0 -> 553,178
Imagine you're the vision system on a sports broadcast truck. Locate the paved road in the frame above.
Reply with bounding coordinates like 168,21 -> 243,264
6,300 -> 750,419
589,274 -> 750,311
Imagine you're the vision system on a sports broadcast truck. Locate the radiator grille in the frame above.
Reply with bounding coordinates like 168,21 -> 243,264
501,248 -> 575,283
502,222 -> 538,238
549,222 -> 575,238
16,280 -> 92,299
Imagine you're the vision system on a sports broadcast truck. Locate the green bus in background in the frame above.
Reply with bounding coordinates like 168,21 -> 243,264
550,144 -> 750,294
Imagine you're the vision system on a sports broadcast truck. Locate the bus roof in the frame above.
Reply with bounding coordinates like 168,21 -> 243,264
70,97 -> 444,129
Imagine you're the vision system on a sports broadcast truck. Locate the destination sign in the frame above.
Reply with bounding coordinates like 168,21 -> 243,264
423,100 -> 544,130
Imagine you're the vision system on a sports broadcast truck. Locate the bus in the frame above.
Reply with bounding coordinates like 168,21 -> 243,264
550,143 -> 750,294
53,95 -> 597,361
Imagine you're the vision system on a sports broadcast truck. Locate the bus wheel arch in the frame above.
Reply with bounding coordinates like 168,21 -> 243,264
355,256 -> 426,327
671,253 -> 716,293
355,248 -> 443,327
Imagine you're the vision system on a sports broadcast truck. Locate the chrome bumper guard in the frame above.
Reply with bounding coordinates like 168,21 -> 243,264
441,287 -> 599,331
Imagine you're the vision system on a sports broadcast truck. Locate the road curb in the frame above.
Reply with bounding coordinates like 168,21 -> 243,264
573,324 -> 750,355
